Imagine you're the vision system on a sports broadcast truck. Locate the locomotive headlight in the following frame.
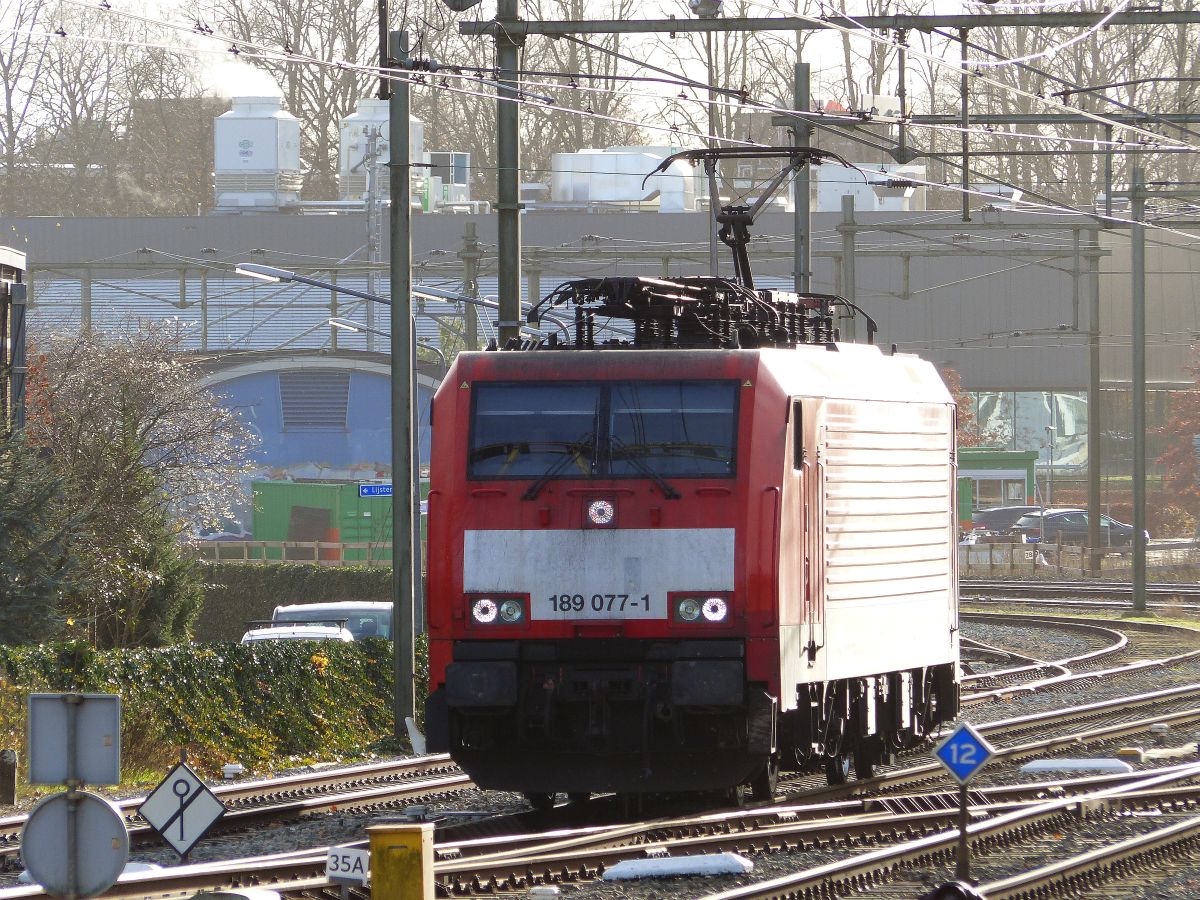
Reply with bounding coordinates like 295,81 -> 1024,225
499,599 -> 525,623
471,598 -> 499,624
676,597 -> 702,622
587,499 -> 615,526
701,596 -> 728,622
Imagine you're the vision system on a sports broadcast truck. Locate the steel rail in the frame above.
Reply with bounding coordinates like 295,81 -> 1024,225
960,614 -> 1127,695
786,684 -> 1200,806
960,612 -> 1200,704
434,778 -> 1200,894
0,755 -> 460,858
701,762 -> 1200,900
7,760 -> 1200,900
979,812 -> 1200,899
0,780 -> 1169,900
963,579 -> 1200,600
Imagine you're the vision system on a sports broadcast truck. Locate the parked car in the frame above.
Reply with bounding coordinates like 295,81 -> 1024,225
970,505 -> 1042,534
193,525 -> 251,541
271,601 -> 392,640
1006,508 -> 1148,546
239,623 -> 354,644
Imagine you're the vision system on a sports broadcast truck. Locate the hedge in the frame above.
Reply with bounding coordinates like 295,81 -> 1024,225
0,639 -> 403,778
197,563 -> 392,642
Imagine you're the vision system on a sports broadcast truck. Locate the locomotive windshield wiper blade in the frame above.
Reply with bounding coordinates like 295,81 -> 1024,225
522,437 -> 596,501
616,441 -> 727,460
609,436 -> 681,500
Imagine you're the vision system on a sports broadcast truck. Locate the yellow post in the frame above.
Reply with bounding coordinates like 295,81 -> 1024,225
368,822 -> 435,900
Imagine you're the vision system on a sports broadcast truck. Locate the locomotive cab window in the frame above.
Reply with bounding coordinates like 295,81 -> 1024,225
469,380 -> 737,480
609,382 -> 737,476
468,383 -> 601,478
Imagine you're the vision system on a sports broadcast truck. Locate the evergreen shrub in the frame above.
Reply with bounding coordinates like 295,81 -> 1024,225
0,639 -> 396,777
196,564 -> 392,641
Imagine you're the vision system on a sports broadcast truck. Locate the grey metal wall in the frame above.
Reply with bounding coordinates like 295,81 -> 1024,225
0,209 -> 1131,392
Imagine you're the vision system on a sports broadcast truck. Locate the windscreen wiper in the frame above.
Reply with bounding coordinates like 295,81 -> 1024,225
609,436 -> 681,500
522,436 -> 596,501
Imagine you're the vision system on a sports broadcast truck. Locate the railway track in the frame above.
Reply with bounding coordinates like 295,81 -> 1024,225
5,611 -> 1197,898
960,612 -> 1200,704
0,756 -> 471,862
701,764 -> 1200,900
7,679 -> 1198,900
18,749 -> 1199,899
963,578 -> 1200,605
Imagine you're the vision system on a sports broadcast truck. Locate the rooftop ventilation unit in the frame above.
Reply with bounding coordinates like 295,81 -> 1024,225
213,97 -> 302,212
338,99 -> 425,202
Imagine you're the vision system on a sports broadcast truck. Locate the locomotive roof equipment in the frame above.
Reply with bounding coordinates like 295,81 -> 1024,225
525,147 -> 876,351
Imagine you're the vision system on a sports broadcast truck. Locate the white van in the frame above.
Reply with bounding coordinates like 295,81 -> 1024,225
239,623 -> 354,644
271,601 -> 393,640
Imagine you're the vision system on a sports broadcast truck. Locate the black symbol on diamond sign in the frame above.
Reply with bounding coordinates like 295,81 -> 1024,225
138,763 -> 226,860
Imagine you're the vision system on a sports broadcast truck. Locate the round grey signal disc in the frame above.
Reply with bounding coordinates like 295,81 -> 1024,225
21,790 -> 130,897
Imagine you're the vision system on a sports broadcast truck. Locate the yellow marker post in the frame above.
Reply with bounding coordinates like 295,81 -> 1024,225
368,822 -> 435,900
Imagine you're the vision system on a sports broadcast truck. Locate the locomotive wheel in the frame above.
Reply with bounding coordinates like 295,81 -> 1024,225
523,792 -> 556,812
824,751 -> 852,785
751,757 -> 779,801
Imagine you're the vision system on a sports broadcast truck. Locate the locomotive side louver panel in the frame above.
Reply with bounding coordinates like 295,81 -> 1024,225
822,401 -> 954,605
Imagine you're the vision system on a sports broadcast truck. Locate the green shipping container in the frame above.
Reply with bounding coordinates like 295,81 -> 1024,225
250,480 -> 428,563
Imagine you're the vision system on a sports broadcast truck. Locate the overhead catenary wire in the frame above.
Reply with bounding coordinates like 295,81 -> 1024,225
738,0 -> 1194,149
40,0 -> 1193,155
927,27 -> 1200,146
28,0 -> 1200,253
873,0 -> 1134,69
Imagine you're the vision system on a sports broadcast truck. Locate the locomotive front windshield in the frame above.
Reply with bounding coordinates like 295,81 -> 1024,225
469,380 -> 737,479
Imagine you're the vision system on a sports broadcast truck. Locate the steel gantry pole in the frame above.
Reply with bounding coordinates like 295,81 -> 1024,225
458,222 -> 481,351
389,30 -> 419,743
793,60 -> 811,294
1086,229 -> 1103,574
495,0 -> 523,348
463,10 -> 1200,36
1130,167 -> 1147,612
959,28 -> 970,223
840,194 -> 857,342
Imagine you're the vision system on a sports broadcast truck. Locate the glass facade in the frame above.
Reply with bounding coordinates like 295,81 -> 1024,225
965,388 -> 1175,478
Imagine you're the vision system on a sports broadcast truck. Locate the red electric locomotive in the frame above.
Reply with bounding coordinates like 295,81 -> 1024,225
423,273 -> 960,804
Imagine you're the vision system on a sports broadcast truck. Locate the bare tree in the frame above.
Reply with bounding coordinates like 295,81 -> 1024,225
10,6 -> 207,215
25,322 -> 257,535
205,0 -> 376,197
519,0 -> 643,180
914,18 -> 1187,210
401,0 -> 499,202
22,323 -> 258,647
650,0 -> 793,145
0,0 -> 50,215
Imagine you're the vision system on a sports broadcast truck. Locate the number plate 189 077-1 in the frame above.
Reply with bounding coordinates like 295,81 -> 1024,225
532,592 -> 665,620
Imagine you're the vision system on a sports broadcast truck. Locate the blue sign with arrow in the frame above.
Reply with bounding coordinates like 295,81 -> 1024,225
934,722 -> 995,784
359,483 -> 392,497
